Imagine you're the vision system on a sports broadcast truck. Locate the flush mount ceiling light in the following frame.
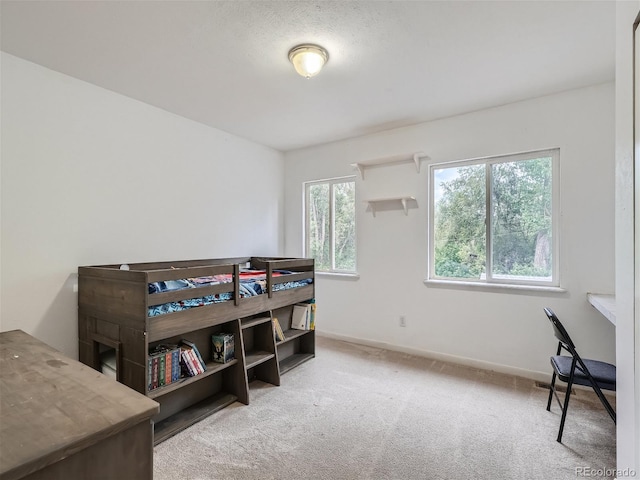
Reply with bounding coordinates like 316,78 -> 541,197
288,44 -> 329,79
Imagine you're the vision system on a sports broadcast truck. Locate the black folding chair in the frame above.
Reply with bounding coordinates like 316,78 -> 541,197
543,307 -> 616,443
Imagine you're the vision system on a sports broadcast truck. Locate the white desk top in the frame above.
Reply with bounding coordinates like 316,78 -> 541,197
587,293 -> 616,326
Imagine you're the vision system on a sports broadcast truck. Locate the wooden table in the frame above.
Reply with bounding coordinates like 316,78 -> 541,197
0,330 -> 159,480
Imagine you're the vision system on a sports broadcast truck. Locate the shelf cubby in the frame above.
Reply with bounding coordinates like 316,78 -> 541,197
148,359 -> 238,400
244,351 -> 276,370
277,328 -> 310,345
272,306 -> 315,375
154,392 -> 238,444
279,353 -> 315,374
240,313 -> 280,389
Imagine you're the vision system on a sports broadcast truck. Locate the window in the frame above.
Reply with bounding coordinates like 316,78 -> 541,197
304,176 -> 356,273
429,149 -> 559,287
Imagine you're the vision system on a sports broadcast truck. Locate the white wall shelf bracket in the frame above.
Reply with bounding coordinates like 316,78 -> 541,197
401,197 -> 409,215
412,153 -> 422,173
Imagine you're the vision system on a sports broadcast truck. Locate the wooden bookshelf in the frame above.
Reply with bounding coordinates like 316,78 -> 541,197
154,392 -> 237,444
279,353 -> 315,374
272,306 -> 315,376
77,256 -> 315,443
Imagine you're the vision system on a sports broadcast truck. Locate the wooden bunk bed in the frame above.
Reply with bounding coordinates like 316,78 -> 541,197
78,256 -> 315,443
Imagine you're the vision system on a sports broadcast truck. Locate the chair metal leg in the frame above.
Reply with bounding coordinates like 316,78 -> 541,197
546,372 -> 557,411
575,358 -> 617,424
557,374 -> 575,443
587,378 -> 617,424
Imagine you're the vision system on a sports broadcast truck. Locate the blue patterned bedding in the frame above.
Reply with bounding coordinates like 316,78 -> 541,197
147,271 -> 312,317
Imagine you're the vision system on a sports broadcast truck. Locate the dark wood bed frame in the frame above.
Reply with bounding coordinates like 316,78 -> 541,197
77,256 -> 315,443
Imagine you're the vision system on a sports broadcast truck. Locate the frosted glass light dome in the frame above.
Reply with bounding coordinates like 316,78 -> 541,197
288,44 -> 329,78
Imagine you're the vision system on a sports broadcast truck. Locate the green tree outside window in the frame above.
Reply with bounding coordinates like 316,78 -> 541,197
306,178 -> 356,273
432,150 -> 556,284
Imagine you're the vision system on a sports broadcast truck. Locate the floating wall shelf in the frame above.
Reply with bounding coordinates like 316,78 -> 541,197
351,152 -> 429,180
365,196 -> 417,217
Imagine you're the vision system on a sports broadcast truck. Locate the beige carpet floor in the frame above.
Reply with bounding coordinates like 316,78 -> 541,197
153,336 -> 616,480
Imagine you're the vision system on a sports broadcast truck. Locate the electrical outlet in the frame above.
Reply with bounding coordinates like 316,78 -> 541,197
399,315 -> 406,327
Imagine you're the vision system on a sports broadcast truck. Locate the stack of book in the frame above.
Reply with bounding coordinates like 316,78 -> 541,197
148,344 -> 181,391
148,340 -> 209,390
291,300 -> 316,331
179,339 -> 207,377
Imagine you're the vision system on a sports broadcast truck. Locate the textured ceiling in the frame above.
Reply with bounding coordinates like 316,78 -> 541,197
0,1 -> 616,152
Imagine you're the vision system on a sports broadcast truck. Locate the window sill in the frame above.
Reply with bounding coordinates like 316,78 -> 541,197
424,278 -> 566,293
316,271 -> 360,280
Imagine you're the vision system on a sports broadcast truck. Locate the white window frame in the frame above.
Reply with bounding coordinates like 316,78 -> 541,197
304,176 -> 357,274
427,148 -> 561,290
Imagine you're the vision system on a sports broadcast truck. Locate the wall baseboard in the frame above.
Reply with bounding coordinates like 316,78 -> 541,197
316,330 -> 552,384
316,330 -> 615,398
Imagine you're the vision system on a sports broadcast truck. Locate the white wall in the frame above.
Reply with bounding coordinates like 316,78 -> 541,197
284,83 -> 616,381
0,53 -> 285,358
615,1 -> 639,475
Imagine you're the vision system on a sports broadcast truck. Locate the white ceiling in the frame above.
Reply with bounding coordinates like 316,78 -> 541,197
0,0 -> 616,152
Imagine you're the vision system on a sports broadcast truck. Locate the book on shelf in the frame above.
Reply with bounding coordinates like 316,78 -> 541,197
308,299 -> 316,330
171,348 -> 180,382
150,354 -> 160,389
184,345 -> 204,374
291,299 -> 316,331
291,303 -> 310,330
190,349 -> 205,374
148,344 -> 181,390
147,356 -> 153,391
163,350 -> 173,385
179,351 -> 193,377
187,345 -> 204,373
180,346 -> 199,376
273,317 -> 286,342
211,333 -> 234,363
158,354 -> 166,387
180,339 -> 207,371
148,353 -> 155,390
